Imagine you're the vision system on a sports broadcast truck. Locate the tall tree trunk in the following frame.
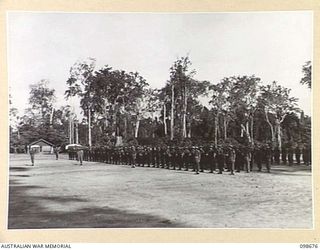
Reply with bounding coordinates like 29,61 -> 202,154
276,118 -> 282,150
69,117 -> 72,144
75,122 -> 79,144
187,119 -> 192,138
49,108 -> 54,126
246,121 -> 251,143
182,86 -> 187,138
163,103 -> 167,136
170,84 -> 174,140
124,114 -> 127,139
265,110 -> 275,144
17,128 -> 20,140
88,108 -> 92,147
223,117 -> 227,139
214,115 -> 218,147
250,116 -> 254,144
68,118 -> 71,144
241,122 -> 251,143
134,119 -> 140,138
72,119 -> 75,144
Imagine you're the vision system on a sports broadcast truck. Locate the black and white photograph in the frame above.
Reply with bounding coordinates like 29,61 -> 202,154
7,11 -> 313,229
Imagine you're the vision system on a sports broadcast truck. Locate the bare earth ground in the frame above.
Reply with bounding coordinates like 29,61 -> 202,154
8,153 -> 313,229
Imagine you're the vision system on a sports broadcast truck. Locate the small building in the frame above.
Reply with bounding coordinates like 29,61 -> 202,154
28,139 -> 54,154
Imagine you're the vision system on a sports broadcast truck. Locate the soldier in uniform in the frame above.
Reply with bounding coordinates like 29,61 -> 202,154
125,147 -> 131,165
265,145 -> 272,173
116,148 -> 121,165
200,146 -> 208,172
244,147 -> 252,173
147,146 -> 153,167
199,146 -> 207,172
177,147 -> 184,170
143,146 -> 150,167
150,147 -> 156,167
183,147 -> 191,171
83,148 -> 88,161
307,144 -> 311,166
273,146 -> 280,165
282,146 -> 287,165
160,146 -> 166,168
255,146 -> 263,172
96,147 -> 101,162
295,146 -> 301,165
171,147 -> 177,170
287,146 -> 294,166
207,146 -> 216,173
120,147 -> 125,165
193,146 -> 202,174
165,146 -> 172,169
29,146 -> 36,166
155,147 -> 161,168
227,146 -> 236,175
77,149 -> 84,166
235,146 -> 243,173
142,146 -> 148,167
131,146 -> 137,168
53,146 -> 60,160
303,144 -> 311,166
136,146 -> 142,167
216,146 -> 225,174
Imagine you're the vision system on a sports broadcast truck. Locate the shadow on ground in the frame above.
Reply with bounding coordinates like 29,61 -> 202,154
10,167 -> 31,171
268,164 -> 312,176
8,181 -> 183,229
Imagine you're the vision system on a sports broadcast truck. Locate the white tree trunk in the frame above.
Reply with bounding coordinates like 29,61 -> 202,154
72,119 -> 75,144
170,84 -> 174,140
163,103 -> 167,136
135,119 -> 140,138
88,108 -> 92,147
187,119 -> 192,138
182,113 -> 187,138
75,122 -> 79,144
69,117 -> 72,144
275,118 -> 282,150
214,115 -> 218,147
241,123 -> 251,142
223,117 -> 228,139
182,87 -> 187,138
265,110 -> 275,144
69,118 -> 71,144
250,116 -> 254,144
124,114 -> 127,138
246,121 -> 251,143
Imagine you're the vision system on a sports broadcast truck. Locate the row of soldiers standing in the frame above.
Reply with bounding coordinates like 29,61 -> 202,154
73,144 -> 311,174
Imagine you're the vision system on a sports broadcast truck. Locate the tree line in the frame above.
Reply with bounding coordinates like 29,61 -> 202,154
9,56 -> 311,152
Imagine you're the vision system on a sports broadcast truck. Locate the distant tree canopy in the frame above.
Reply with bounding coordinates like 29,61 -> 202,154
10,81 -> 69,150
10,56 -> 311,151
300,61 -> 311,89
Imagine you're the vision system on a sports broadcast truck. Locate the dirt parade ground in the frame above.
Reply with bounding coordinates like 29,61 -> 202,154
8,153 -> 313,229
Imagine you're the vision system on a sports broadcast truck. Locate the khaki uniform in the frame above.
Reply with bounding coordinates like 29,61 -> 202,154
77,150 -> 84,165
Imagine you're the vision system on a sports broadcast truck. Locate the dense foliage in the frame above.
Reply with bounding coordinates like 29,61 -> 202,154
9,58 -> 311,152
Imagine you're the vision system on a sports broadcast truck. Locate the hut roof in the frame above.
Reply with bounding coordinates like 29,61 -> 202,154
28,139 -> 54,147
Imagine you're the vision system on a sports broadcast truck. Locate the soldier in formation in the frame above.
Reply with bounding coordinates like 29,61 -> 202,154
78,141 -> 310,173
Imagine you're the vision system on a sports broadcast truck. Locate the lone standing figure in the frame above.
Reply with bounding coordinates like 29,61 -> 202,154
77,149 -> 84,166
29,147 -> 36,166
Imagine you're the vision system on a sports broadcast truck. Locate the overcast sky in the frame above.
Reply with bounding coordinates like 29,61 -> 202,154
7,11 -> 312,117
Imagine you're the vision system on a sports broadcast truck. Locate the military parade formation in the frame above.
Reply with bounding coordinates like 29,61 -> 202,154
67,143 -> 311,174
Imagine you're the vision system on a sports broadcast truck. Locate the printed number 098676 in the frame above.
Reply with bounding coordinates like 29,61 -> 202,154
300,244 -> 318,248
